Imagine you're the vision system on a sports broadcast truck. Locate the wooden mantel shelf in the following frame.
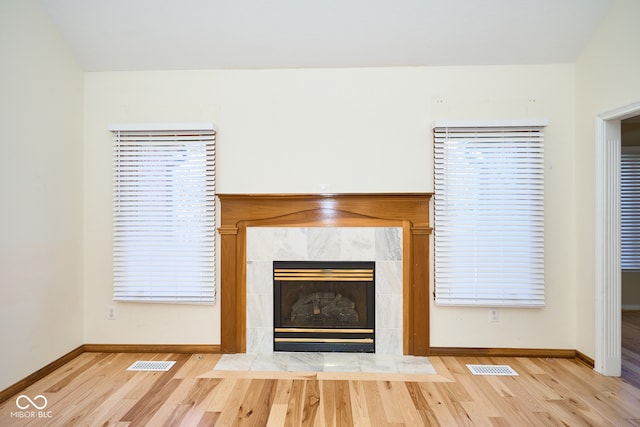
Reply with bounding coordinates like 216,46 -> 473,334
217,193 -> 433,355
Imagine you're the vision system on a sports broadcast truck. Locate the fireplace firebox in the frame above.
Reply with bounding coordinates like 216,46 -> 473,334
273,261 -> 375,352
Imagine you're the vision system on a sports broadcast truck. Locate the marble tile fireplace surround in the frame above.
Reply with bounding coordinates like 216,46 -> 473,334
248,229 -> 398,354
217,194 -> 432,356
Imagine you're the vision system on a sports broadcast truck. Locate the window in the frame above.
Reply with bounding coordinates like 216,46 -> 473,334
110,124 -> 216,304
433,120 -> 546,307
622,147 -> 640,271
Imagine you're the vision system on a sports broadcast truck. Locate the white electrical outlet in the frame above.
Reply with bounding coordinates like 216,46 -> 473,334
108,305 -> 116,320
490,308 -> 499,322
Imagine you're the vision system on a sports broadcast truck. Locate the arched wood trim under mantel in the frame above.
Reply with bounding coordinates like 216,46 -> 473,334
217,193 -> 433,355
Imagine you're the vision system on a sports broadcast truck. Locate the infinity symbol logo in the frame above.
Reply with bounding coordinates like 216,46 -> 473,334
16,395 -> 48,410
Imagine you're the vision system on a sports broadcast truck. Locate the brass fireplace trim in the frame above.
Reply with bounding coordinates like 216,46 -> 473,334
217,193 -> 433,355
275,328 -> 375,334
274,268 -> 374,281
274,338 -> 374,344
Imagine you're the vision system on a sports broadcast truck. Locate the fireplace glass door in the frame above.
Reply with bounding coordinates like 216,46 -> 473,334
273,261 -> 375,352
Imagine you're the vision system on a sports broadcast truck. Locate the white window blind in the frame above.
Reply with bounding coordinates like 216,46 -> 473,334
110,124 -> 216,304
622,147 -> 640,271
433,121 -> 546,307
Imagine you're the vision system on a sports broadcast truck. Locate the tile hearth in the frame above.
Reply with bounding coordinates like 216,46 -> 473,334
213,352 -> 436,374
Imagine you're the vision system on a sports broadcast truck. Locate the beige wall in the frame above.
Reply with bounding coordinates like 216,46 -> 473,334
427,66 -> 577,348
82,71 -> 221,344
7,0 -> 640,390
83,64 -> 577,349
0,0 -> 84,390
575,0 -> 640,357
622,273 -> 640,308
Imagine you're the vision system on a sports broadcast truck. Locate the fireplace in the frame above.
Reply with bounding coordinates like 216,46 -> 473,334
217,193 -> 432,355
273,261 -> 375,352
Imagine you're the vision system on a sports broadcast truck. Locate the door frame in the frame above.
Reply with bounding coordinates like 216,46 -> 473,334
595,100 -> 640,376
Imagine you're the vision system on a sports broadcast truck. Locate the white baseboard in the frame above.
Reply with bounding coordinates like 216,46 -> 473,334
622,305 -> 640,311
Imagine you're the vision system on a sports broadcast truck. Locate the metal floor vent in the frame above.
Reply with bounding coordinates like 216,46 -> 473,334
127,361 -> 176,372
466,364 -> 518,376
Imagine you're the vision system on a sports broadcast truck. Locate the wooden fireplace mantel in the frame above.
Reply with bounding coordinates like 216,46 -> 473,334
217,193 -> 433,355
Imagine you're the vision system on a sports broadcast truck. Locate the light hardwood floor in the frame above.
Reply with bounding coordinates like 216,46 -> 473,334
1,352 -> 640,426
622,310 -> 640,389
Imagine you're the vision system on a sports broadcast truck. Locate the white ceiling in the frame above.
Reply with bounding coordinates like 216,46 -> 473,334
38,0 -> 613,71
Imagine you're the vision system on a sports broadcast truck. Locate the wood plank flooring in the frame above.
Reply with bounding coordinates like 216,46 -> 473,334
622,310 -> 640,389
1,352 -> 640,426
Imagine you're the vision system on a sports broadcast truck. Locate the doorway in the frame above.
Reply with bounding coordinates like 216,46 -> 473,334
595,101 -> 640,376
621,115 -> 640,386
